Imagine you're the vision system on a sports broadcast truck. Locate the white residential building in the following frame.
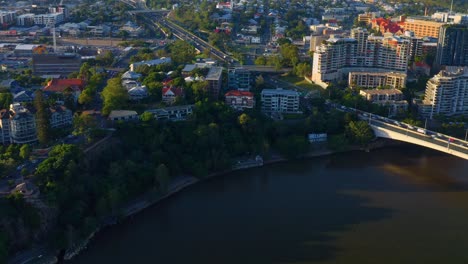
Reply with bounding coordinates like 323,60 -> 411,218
49,105 -> 73,128
418,67 -> 468,119
9,103 -> 37,144
261,89 -> 300,113
33,13 -> 64,26
312,30 -> 410,88
16,14 -> 35,26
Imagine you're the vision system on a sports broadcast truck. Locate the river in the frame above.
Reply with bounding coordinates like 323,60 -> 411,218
70,146 -> 468,264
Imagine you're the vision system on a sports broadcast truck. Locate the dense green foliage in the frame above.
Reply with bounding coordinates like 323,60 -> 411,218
0,192 -> 41,257
0,145 -> 22,179
0,93 -> 13,109
101,77 -> 129,115
78,64 -> 106,107
33,90 -> 50,146
0,231 -> 7,264
346,121 -> 375,147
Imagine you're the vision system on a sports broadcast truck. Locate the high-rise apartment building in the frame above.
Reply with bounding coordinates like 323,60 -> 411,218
312,31 -> 409,88
418,67 -> 468,118
434,24 -> 468,69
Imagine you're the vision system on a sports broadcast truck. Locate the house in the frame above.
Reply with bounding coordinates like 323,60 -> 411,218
145,105 -> 194,121
225,90 -> 255,110
13,91 -> 33,103
128,86 -> 148,101
162,86 -> 184,104
108,110 -> 138,122
42,78 -> 85,101
48,105 -> 73,128
130,57 -> 172,71
122,70 -> 142,80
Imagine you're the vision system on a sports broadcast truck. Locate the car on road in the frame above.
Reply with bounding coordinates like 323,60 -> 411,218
417,128 -> 427,134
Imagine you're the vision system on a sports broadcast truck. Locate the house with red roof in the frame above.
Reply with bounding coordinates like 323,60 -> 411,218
371,18 -> 403,34
225,90 -> 255,111
42,78 -> 85,102
162,86 -> 185,105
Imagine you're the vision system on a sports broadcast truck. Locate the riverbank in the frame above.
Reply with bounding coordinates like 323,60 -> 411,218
8,138 -> 402,264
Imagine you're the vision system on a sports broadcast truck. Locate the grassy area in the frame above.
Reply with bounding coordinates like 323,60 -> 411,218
278,75 -> 324,91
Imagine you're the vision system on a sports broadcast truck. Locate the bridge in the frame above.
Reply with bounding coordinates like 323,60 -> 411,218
368,117 -> 468,160
332,103 -> 468,160
127,9 -> 170,15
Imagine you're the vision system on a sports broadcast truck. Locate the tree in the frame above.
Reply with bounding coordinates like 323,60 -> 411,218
0,231 -> 7,264
0,93 -> 12,109
156,164 -> 170,193
346,121 -> 374,146
34,90 -> 50,145
78,89 -> 94,106
169,40 -> 196,65
294,62 -> 311,77
74,113 -> 98,136
101,77 -> 128,115
280,43 -> 299,67
255,75 -> 265,89
254,56 -> 267,66
19,144 -> 31,160
140,112 -> 154,122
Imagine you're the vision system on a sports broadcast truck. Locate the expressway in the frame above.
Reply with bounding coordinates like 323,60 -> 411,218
330,102 -> 468,158
368,117 -> 468,155
144,12 -> 234,64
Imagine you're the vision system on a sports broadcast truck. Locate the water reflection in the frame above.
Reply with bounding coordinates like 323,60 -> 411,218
70,146 -> 468,264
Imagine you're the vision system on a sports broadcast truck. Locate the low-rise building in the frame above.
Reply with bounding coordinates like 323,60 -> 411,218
225,90 -> 255,110
128,86 -> 148,101
349,71 -> 407,89
32,53 -> 82,76
359,89 -> 404,101
162,86 -> 184,105
360,89 -> 407,117
108,110 -> 138,122
145,105 -> 194,121
130,57 -> 172,71
261,88 -> 300,113
49,105 -> 72,128
43,78 -> 85,101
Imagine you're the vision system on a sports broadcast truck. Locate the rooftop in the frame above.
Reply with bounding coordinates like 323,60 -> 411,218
261,88 -> 300,96
225,90 -> 254,97
360,88 -> 403,95
206,67 -> 223,80
108,110 -> 138,119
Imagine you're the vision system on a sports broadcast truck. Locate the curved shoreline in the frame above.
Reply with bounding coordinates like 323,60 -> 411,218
9,139 -> 401,264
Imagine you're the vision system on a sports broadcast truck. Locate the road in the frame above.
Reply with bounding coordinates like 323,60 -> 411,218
331,102 -> 468,155
139,11 -> 234,64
